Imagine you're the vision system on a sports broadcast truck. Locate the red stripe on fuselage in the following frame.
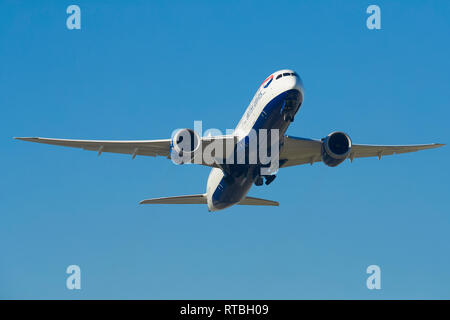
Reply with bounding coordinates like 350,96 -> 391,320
260,75 -> 273,88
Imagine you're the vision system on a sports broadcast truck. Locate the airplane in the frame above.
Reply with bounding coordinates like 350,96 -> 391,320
15,69 -> 444,211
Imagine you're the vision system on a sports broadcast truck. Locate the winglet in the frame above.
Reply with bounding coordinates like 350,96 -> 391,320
14,137 -> 40,142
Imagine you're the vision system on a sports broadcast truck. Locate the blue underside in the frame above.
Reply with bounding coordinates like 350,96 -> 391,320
211,89 -> 301,210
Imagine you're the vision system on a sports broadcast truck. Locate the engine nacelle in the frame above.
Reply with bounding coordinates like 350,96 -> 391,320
321,131 -> 352,167
170,128 -> 201,164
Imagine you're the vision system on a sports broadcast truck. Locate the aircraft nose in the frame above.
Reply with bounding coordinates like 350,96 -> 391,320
293,74 -> 304,94
291,74 -> 304,101
283,71 -> 304,94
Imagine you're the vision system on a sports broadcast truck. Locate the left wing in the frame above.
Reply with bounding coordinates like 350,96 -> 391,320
14,136 -> 236,163
280,135 -> 444,168
14,137 -> 172,158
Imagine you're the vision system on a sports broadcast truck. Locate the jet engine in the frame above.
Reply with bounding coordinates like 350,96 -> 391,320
321,131 -> 352,167
170,128 -> 201,164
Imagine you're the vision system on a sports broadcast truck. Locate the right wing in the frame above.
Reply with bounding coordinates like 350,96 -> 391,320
279,135 -> 444,168
349,143 -> 445,160
279,136 -> 323,167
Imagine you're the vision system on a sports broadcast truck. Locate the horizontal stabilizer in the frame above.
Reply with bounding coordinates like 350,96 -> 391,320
139,194 -> 279,206
238,196 -> 279,206
140,194 -> 207,205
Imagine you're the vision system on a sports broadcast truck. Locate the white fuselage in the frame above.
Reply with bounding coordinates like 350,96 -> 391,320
206,69 -> 304,211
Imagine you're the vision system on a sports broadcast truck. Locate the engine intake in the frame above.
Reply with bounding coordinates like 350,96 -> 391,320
321,131 -> 352,167
171,128 -> 201,164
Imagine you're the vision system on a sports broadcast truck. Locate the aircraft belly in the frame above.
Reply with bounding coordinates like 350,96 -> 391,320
210,88 -> 302,211
211,170 -> 254,210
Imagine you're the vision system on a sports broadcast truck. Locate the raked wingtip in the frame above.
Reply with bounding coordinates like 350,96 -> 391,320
14,137 -> 38,142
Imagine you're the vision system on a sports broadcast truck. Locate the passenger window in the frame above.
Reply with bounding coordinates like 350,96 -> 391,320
283,73 -> 290,76
276,74 -> 282,80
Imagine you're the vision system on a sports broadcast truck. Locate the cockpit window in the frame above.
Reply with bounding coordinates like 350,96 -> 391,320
276,72 -> 298,79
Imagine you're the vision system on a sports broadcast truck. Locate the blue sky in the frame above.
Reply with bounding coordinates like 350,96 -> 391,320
1,0 -> 449,299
